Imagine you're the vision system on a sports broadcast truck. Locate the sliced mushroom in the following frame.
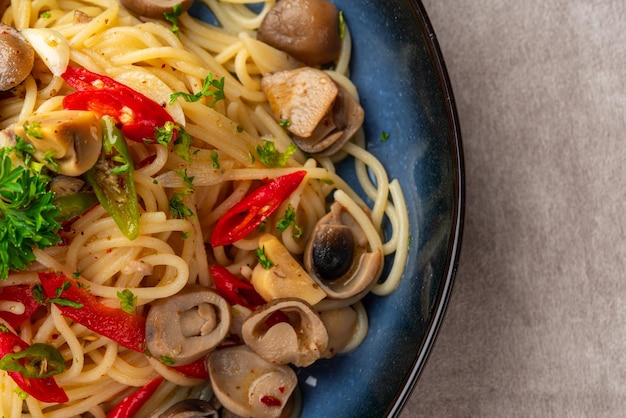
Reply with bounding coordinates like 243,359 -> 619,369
159,399 -> 218,418
208,345 -> 298,418
291,84 -> 364,157
251,234 -> 327,306
257,0 -> 341,66
49,176 -> 86,196
0,24 -> 35,91
261,67 -> 364,157
304,201 -> 382,299
319,305 -> 359,358
13,110 -> 103,176
242,298 -> 328,367
120,0 -> 193,19
145,286 -> 231,366
262,67 -> 338,138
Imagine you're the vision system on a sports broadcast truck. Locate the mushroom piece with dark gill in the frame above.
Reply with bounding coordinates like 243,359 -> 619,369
304,201 -> 383,299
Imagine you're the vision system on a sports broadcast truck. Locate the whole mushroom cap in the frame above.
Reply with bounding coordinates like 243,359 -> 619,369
257,0 -> 342,66
0,24 -> 35,91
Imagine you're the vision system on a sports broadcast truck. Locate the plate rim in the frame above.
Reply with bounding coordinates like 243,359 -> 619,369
387,0 -> 465,416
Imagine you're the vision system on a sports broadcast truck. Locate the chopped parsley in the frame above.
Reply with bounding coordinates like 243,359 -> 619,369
338,10 -> 346,39
380,131 -> 390,142
169,73 -> 226,108
155,122 -> 193,162
117,289 -> 137,314
256,140 -> 297,168
164,4 -> 183,34
210,150 -> 220,169
23,121 -> 42,139
159,355 -> 175,366
256,246 -> 273,269
47,280 -> 83,309
276,205 -> 303,238
169,170 -> 194,219
169,195 -> 193,219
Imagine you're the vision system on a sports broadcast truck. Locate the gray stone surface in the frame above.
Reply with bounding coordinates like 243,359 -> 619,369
402,1 -> 626,417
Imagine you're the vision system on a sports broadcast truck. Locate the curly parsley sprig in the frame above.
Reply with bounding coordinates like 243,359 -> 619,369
0,147 -> 61,279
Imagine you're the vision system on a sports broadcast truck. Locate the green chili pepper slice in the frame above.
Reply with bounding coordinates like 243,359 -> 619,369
85,116 -> 140,239
54,191 -> 98,223
0,342 -> 65,378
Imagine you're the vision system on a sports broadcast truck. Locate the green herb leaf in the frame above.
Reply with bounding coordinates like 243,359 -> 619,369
160,355 -> 175,366
164,4 -> 183,34
169,73 -> 226,108
256,140 -> 297,168
23,121 -> 43,139
0,148 -> 61,279
117,289 -> 137,314
338,11 -> 346,39
155,122 -> 194,162
176,169 -> 195,194
210,150 -> 220,169
276,205 -> 303,238
379,131 -> 390,142
169,193 -> 193,219
256,246 -> 274,269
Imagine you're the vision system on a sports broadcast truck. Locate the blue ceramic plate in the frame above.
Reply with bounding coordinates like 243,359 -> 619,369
191,1 -> 464,417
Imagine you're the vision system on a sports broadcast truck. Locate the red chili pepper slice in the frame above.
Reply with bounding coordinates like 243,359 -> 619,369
0,328 -> 68,403
106,376 -> 163,418
210,265 -> 266,310
38,272 -> 146,353
0,285 -> 42,329
210,171 -> 307,247
264,310 -> 290,328
61,66 -> 174,143
172,357 -> 209,379
261,395 -> 282,407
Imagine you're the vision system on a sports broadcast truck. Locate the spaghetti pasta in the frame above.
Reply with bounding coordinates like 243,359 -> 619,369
0,0 -> 410,416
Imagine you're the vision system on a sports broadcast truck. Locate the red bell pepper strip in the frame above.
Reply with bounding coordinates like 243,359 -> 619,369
106,376 -> 163,418
61,66 -> 174,143
171,357 -> 209,379
210,265 -> 266,310
0,285 -> 42,329
0,326 -> 68,403
210,170 -> 307,247
38,272 -> 146,353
